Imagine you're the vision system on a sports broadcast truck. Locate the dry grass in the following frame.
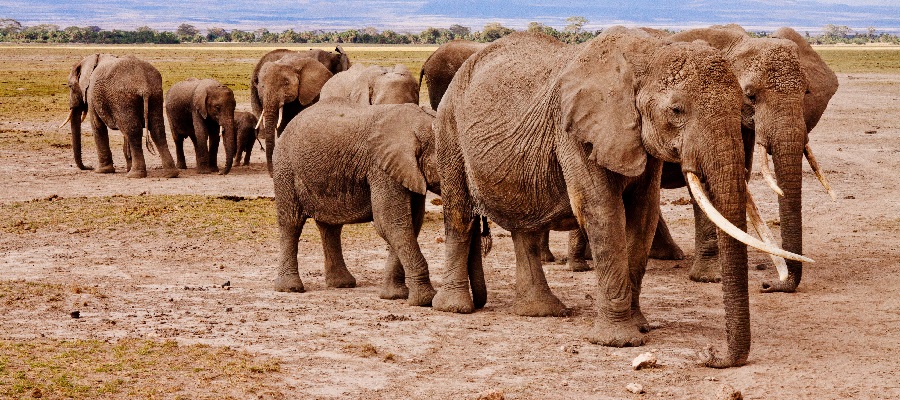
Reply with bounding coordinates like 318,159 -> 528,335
815,47 -> 900,73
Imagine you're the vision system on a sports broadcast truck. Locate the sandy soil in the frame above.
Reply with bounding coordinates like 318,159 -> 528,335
1,72 -> 898,399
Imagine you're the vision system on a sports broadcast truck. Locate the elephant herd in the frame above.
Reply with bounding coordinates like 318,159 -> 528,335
62,24 -> 839,368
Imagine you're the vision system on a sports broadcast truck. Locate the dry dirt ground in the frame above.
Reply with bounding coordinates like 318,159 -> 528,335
1,72 -> 898,399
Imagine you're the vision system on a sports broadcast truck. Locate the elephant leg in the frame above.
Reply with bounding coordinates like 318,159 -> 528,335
90,114 -> 115,174
510,229 -> 569,317
539,230 -> 556,262
274,170 -> 306,292
315,221 -> 356,288
207,127 -> 220,173
567,228 -> 592,272
378,250 -> 408,300
124,130 -> 147,179
623,183 -> 661,333
242,145 -> 252,166
432,185 -> 481,313
174,134 -> 188,170
688,201 -> 721,283
194,130 -> 213,174
122,135 -> 132,173
649,212 -> 686,260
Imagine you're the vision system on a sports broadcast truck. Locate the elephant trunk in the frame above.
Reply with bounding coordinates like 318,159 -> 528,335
219,118 -> 236,175
260,98 -> 283,175
69,107 -> 92,170
770,137 -> 804,291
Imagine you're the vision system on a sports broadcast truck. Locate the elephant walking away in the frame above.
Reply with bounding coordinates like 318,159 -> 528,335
419,40 -> 488,110
320,64 -> 420,105
433,27 -> 810,367
272,100 -> 440,307
165,78 -> 237,175
63,54 -> 178,178
233,111 -> 259,167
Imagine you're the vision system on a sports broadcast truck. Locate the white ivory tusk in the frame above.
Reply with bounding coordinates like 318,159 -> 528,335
757,145 -> 784,197
804,144 -> 837,201
276,106 -> 283,130
58,110 -> 72,129
255,115 -> 264,130
686,172 -> 814,263
745,189 -> 790,281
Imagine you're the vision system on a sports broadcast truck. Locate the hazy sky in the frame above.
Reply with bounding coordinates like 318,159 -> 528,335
2,0 -> 899,33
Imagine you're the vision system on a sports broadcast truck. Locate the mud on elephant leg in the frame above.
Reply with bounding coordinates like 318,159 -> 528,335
315,221 -> 357,288
689,201 -> 721,283
510,230 -> 570,317
649,214 -> 686,260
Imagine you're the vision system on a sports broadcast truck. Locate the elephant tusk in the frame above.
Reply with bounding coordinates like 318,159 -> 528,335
804,144 -> 837,201
686,172 -> 814,263
745,189 -> 790,281
757,145 -> 784,197
58,110 -> 73,129
255,115 -> 264,130
276,106 -> 283,131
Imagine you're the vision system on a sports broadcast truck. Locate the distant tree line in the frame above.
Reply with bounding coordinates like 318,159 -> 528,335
0,18 -> 897,45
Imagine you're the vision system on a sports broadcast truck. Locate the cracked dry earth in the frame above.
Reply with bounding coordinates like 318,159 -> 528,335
1,72 -> 898,399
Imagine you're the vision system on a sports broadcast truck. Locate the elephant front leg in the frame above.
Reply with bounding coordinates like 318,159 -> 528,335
315,221 -> 356,288
90,116 -> 115,174
567,228 -> 592,272
174,134 -> 188,169
623,174 -> 662,333
207,127 -> 220,173
688,201 -> 722,283
193,129 -> 214,174
378,250 -> 409,300
510,230 -> 569,317
125,130 -> 148,178
649,213 -> 686,260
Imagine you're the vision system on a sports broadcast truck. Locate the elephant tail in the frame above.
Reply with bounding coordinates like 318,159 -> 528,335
143,93 -> 157,156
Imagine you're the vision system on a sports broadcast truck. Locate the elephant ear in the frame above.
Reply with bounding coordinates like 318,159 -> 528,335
296,59 -> 333,106
368,105 -> 427,195
557,34 -> 646,177
351,66 -> 387,105
77,53 -> 101,101
770,27 -> 838,131
192,82 -> 209,119
334,45 -> 351,71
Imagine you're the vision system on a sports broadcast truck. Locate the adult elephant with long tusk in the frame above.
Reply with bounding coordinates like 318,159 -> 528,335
645,25 -> 838,292
433,27 -> 811,368
253,54 -> 333,175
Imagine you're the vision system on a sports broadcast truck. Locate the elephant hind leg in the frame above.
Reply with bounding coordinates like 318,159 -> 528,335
567,228 -> 592,272
510,229 -> 570,317
124,130 -> 148,179
378,250 -> 409,300
274,171 -> 306,293
649,213 -> 686,260
539,230 -> 556,262
316,221 -> 357,288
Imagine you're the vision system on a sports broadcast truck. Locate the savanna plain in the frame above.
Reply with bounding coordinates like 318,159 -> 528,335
0,43 -> 898,399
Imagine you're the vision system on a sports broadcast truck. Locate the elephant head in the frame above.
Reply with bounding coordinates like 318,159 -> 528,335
305,46 -> 352,74
368,104 -> 439,195
671,25 -> 838,292
193,80 -> 237,174
349,64 -> 420,105
63,53 -> 117,170
256,55 -> 333,174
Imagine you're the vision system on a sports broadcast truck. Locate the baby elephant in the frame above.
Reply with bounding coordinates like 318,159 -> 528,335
233,111 -> 259,167
272,100 -> 440,306
165,78 -> 237,174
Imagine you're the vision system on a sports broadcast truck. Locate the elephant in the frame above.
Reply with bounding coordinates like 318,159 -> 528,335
640,25 -> 838,292
420,40 -> 488,111
233,111 -> 258,167
272,100 -> 440,307
253,54 -> 334,175
320,64 -> 420,105
63,53 -> 178,178
432,27 -> 809,368
250,47 -> 351,117
165,78 -> 237,175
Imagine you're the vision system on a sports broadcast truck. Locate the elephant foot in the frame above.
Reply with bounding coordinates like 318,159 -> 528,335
406,282 -> 436,307
274,274 -> 305,293
379,282 -> 409,300
196,168 -> 213,175
649,243 -> 685,260
512,289 -> 571,317
177,163 -> 187,169
162,169 -> 179,179
432,286 -> 474,314
325,268 -> 356,288
539,249 -> 556,263
632,308 -> 650,333
95,164 -> 115,174
588,317 -> 645,347
126,169 -> 147,179
689,257 -> 721,283
568,258 -> 591,272
760,279 -> 798,293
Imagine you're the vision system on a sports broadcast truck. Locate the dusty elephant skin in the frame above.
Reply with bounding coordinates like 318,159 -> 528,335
249,47 -> 351,117
165,78 -> 238,175
64,54 -> 179,178
233,111 -> 259,167
433,28 -> 757,367
419,40 -> 488,110
644,25 -> 838,291
321,64 -> 420,105
272,100 -> 440,307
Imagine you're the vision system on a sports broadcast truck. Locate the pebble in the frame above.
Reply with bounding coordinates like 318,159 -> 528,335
626,383 -> 644,394
715,384 -> 743,400
69,311 -> 80,319
632,352 -> 658,370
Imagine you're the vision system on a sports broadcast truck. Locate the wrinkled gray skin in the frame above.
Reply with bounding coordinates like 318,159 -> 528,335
254,55 -> 333,175
272,100 -> 440,307
66,54 -> 178,178
233,111 -> 258,167
250,47 -> 351,117
320,64 -> 419,105
165,78 -> 237,175
637,25 -> 837,292
435,28 -> 752,367
420,40 -> 488,110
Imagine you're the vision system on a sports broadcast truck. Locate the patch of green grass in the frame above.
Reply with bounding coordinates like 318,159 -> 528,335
0,128 -> 77,151
816,48 -> 900,73
0,338 -> 285,398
